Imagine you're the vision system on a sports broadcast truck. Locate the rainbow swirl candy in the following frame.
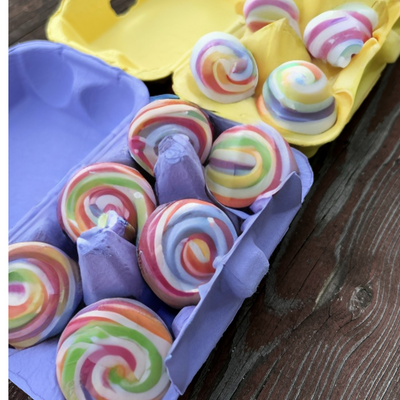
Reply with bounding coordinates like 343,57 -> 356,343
56,298 -> 173,400
9,242 -> 82,349
205,123 -> 299,208
243,0 -> 300,36
128,99 -> 213,176
303,4 -> 378,68
190,32 -> 258,103
58,162 -> 156,243
138,199 -> 237,308
257,60 -> 337,135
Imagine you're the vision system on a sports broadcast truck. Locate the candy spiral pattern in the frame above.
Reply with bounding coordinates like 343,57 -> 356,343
56,298 -> 173,400
9,242 -> 82,349
190,32 -> 258,103
138,199 -> 237,308
257,60 -> 337,135
303,5 -> 378,68
128,99 -> 213,176
58,162 -> 156,243
205,123 -> 299,208
243,0 -> 300,36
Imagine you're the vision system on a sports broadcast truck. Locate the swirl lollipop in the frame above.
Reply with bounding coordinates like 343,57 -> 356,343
9,242 -> 82,349
257,60 -> 337,135
128,99 -> 213,176
58,162 -> 156,243
138,199 -> 237,308
205,123 -> 299,208
243,0 -> 301,36
190,32 -> 258,103
56,298 -> 173,400
303,4 -> 378,68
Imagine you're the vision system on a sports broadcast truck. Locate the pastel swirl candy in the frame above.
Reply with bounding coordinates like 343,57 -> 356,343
257,60 -> 337,135
243,0 -> 301,36
56,298 -> 172,400
138,199 -> 237,308
58,162 -> 156,243
303,5 -> 378,68
205,123 -> 299,208
128,99 -> 213,176
9,242 -> 82,349
190,32 -> 258,103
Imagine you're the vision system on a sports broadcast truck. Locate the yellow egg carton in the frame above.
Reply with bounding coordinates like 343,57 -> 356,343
47,0 -> 400,157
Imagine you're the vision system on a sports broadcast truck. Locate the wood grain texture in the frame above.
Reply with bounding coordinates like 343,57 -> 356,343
8,0 -> 400,398
9,0 -> 58,45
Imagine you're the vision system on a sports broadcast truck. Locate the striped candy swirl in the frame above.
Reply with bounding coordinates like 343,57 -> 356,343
257,60 -> 337,135
58,162 -> 156,243
303,5 -> 378,68
205,123 -> 299,208
56,298 -> 172,400
9,242 -> 82,349
138,199 -> 237,308
243,0 -> 300,36
128,99 -> 213,176
190,32 -> 258,103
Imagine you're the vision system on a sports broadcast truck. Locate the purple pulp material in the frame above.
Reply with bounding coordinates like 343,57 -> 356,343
155,134 -> 209,204
9,43 -> 314,400
77,210 -> 177,326
262,82 -> 336,122
9,41 -> 149,230
77,223 -> 145,305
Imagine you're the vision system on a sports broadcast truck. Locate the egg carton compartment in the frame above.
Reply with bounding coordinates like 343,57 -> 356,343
9,41 -> 149,230
47,0 -> 242,81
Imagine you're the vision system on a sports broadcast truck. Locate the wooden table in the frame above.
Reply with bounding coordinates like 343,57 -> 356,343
9,1 -> 400,399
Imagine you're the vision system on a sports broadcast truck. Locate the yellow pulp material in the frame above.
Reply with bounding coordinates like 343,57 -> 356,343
47,0 -> 400,157
47,0 -> 241,81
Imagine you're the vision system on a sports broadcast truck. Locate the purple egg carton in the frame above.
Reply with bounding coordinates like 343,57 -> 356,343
8,41 -> 313,400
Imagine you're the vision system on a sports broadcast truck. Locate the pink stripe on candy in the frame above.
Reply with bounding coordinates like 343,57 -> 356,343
9,283 -> 25,295
244,0 -> 299,20
318,28 -> 369,59
305,16 -> 348,47
346,11 -> 373,33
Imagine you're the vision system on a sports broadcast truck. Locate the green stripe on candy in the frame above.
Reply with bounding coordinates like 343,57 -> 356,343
212,136 -> 272,185
186,110 -> 208,124
9,269 -> 39,284
9,311 -> 38,330
61,346 -> 88,387
9,270 -> 43,330
61,322 -> 164,394
66,174 -> 150,235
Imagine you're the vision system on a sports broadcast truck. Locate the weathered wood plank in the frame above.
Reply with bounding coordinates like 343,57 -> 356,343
110,0 -> 136,15
9,0 -> 59,45
9,380 -> 32,400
